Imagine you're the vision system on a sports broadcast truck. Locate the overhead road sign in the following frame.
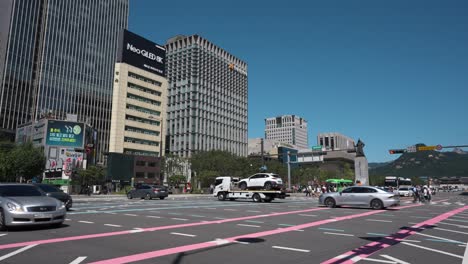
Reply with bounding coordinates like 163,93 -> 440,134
418,146 -> 436,151
312,145 -> 322,151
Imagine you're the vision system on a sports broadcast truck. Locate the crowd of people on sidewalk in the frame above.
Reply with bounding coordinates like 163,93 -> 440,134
293,184 -> 347,197
411,185 -> 433,203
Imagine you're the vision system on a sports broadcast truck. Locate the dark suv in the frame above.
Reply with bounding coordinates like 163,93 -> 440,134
33,183 -> 73,211
127,185 -> 168,200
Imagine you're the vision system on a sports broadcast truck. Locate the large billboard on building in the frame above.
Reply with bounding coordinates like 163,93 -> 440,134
46,120 -> 85,148
117,29 -> 166,77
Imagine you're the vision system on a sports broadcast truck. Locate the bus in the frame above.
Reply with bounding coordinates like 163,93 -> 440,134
325,179 -> 354,192
384,176 -> 411,188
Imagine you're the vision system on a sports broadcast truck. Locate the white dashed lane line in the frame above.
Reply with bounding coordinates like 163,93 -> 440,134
69,256 -> 87,264
366,219 -> 392,223
146,215 -> 161,219
0,244 -> 37,261
324,232 -> 354,237
0,234 -> 6,237
246,210 -> 261,213
272,246 -> 310,253
171,218 -> 188,221
124,214 -> 138,217
298,214 -> 317,217
104,224 -> 122,227
170,232 -> 197,237
224,209 -> 237,211
78,221 -> 94,224
401,242 -> 464,259
237,224 -> 261,228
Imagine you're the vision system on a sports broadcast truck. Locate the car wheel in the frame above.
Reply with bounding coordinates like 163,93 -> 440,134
325,198 -> 336,208
159,197 -> 165,200
127,193 -> 133,199
239,182 -> 247,190
252,193 -> 261,202
0,209 -> 6,231
145,193 -> 152,200
218,192 -> 226,201
264,182 -> 272,190
371,199 -> 383,210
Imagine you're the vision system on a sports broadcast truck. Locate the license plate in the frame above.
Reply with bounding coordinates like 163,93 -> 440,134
34,214 -> 52,218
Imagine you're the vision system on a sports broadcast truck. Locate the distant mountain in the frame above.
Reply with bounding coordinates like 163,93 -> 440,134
369,162 -> 390,169
370,147 -> 468,177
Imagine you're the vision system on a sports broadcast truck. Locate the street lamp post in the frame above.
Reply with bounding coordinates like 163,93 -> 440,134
287,151 -> 291,190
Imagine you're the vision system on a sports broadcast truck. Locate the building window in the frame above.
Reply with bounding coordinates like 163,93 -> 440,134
128,72 -> 162,86
136,160 -> 146,166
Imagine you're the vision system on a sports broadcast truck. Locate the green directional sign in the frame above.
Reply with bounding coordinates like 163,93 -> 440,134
312,145 -> 322,150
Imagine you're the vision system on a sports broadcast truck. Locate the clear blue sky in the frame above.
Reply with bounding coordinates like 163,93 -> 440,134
129,0 -> 468,162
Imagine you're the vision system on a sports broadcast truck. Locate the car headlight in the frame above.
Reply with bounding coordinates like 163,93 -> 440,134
6,202 -> 24,212
58,202 -> 66,210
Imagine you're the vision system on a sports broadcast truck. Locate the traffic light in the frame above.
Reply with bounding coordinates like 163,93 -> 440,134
389,149 -> 406,154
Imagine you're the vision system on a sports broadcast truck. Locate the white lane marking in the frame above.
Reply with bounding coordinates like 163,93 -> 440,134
233,240 -> 250,245
245,220 -> 264,224
104,224 -> 122,227
463,236 -> 468,262
272,246 -> 310,253
204,208 -> 217,210
129,228 -> 144,233
124,214 -> 138,216
171,218 -> 188,221
401,242 -> 463,259
439,222 -> 468,228
362,257 -> 396,263
146,216 -> 161,218
397,239 -> 421,243
324,232 -> 354,237
78,221 -> 94,224
380,254 -> 411,264
247,210 -> 262,213
170,232 -> 197,237
414,232 -> 465,243
69,256 -> 87,264
106,213 -> 117,215
366,219 -> 392,223
0,234 -> 6,237
452,215 -> 468,220
298,214 -> 317,217
65,219 -> 71,221
224,209 -> 237,211
434,227 -> 468,235
0,244 -> 37,261
237,224 -> 261,228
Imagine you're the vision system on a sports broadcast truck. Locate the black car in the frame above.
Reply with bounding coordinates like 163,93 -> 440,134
127,184 -> 168,200
33,184 -> 73,211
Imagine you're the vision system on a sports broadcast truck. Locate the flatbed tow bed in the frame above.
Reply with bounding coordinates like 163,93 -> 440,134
213,176 -> 289,202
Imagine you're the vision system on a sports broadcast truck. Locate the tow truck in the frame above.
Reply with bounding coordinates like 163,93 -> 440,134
213,176 -> 288,202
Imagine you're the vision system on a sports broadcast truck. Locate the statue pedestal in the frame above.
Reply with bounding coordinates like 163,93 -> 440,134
354,156 -> 369,185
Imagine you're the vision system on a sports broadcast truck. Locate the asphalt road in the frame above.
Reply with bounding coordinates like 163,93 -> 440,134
0,192 -> 467,264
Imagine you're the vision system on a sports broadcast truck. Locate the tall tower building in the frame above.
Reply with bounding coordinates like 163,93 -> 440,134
165,35 -> 248,157
265,115 -> 308,149
0,0 -> 128,162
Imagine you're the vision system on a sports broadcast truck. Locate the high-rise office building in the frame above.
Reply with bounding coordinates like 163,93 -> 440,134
0,0 -> 128,162
317,132 -> 355,151
265,115 -> 308,149
109,29 -> 167,158
165,35 -> 248,157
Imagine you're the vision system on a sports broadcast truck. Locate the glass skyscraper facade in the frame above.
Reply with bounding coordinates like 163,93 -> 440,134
165,35 -> 248,157
0,0 -> 128,162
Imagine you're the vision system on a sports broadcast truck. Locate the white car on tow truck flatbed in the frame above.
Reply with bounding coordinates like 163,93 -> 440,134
213,176 -> 288,202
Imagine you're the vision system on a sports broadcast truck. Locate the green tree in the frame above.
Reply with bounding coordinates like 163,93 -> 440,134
9,142 -> 46,182
342,163 -> 354,180
167,175 -> 186,187
74,165 -> 106,186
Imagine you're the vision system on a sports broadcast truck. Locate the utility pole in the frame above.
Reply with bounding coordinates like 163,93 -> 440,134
260,138 -> 265,166
287,151 -> 291,190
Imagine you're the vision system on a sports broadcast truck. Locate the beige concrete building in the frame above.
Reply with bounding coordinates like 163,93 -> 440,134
109,63 -> 168,157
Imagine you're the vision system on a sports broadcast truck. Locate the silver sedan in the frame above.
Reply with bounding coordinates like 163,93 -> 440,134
0,184 -> 66,230
318,186 -> 400,209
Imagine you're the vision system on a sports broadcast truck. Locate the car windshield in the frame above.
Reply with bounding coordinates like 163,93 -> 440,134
37,184 -> 61,193
0,185 -> 43,197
